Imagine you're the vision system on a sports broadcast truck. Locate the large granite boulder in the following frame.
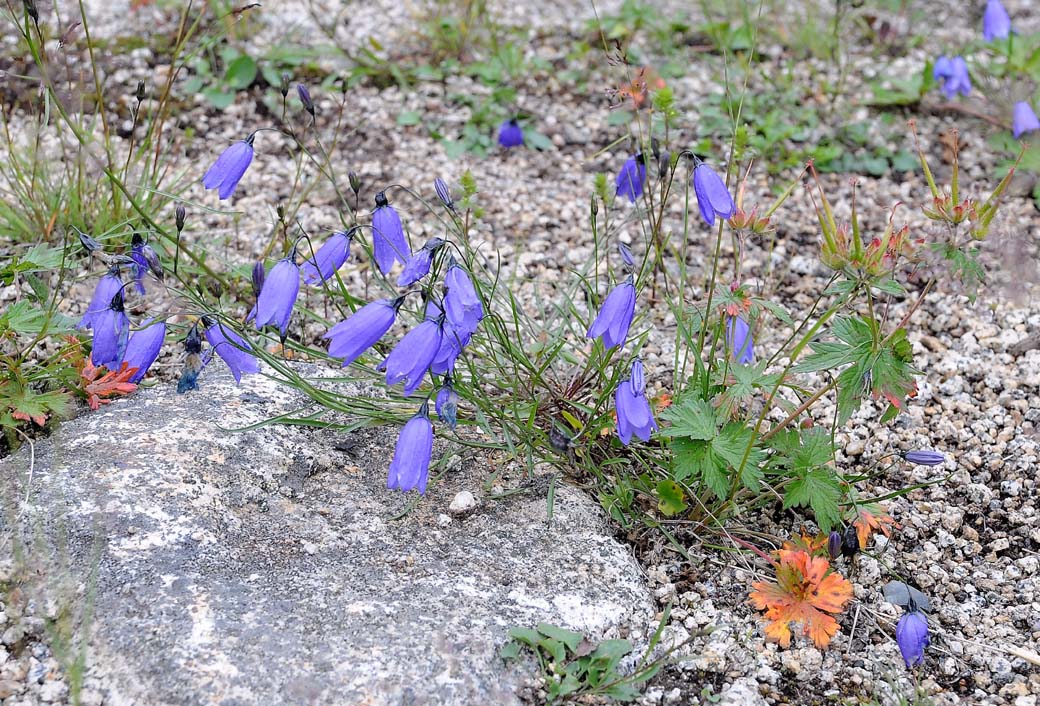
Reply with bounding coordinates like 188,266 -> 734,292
1,367 -> 654,705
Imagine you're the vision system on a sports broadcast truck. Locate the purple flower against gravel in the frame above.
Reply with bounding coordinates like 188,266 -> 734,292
397,238 -> 444,287
1012,102 -> 1040,139
615,154 -> 646,203
903,450 -> 944,466
204,318 -> 260,383
936,57 -> 971,99
983,0 -> 1011,42
202,135 -> 254,200
692,161 -> 736,227
381,319 -> 443,396
123,318 -> 166,383
497,118 -> 524,148
302,230 -> 353,285
727,316 -> 754,364
254,257 -> 300,337
827,531 -> 842,560
443,263 -> 484,334
77,268 -> 123,330
896,611 -> 930,668
587,277 -> 636,350
387,404 -> 434,494
324,298 -> 401,368
371,191 -> 410,274
436,382 -> 459,430
90,290 -> 130,368
615,359 -> 657,445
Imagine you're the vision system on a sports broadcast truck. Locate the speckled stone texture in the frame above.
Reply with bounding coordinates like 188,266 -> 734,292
1,369 -> 653,706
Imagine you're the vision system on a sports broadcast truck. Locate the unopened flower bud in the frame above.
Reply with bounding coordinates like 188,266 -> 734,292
841,525 -> 859,559
135,80 -> 146,103
349,171 -> 361,195
251,261 -> 265,298
434,177 -> 454,211
903,450 -> 944,466
175,204 -> 186,232
78,229 -> 102,254
23,0 -> 38,23
617,242 -> 635,268
296,83 -> 314,116
827,531 -> 842,560
279,73 -> 290,98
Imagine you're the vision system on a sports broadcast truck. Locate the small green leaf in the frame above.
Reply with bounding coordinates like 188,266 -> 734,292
396,110 -> 422,126
525,130 -> 553,151
656,479 -> 688,516
224,55 -> 258,90
537,624 -> 583,653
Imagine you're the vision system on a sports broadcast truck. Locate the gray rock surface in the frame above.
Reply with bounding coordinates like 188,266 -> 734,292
1,368 -> 654,706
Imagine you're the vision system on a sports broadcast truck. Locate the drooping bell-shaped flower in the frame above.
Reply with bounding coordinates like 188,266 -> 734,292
254,257 -> 300,336
983,0 -> 1011,42
387,404 -> 434,494
397,238 -> 444,287
123,318 -> 166,383
587,277 -> 636,350
78,268 -> 123,330
443,263 -> 484,334
302,230 -> 353,285
937,57 -> 971,99
615,154 -> 646,203
436,382 -> 459,430
381,318 -> 443,395
204,318 -> 260,383
324,298 -> 402,367
896,611 -> 930,668
202,134 -> 254,200
129,233 -> 162,295
615,359 -> 657,445
692,161 -> 736,227
727,316 -> 754,364
90,290 -> 131,368
371,191 -> 410,274
497,119 -> 524,148
1012,102 -> 1040,139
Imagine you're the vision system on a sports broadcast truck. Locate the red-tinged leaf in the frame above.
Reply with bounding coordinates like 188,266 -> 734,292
80,361 -> 139,410
749,549 -> 854,649
852,505 -> 898,549
11,410 -> 47,427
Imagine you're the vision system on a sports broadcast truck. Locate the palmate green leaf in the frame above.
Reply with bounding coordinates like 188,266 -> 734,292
671,437 -> 727,497
835,363 -> 867,425
670,423 -> 764,497
659,397 -> 716,440
714,423 -> 765,491
784,467 -> 842,532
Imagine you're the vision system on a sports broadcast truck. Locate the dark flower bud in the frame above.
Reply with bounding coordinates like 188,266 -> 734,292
175,204 -> 186,232
296,84 -> 315,116
434,177 -> 454,211
206,278 -> 223,300
827,531 -> 842,560
590,194 -> 599,217
840,524 -> 860,559
184,322 -> 204,354
277,204 -> 285,221
251,260 -> 265,298
658,149 -> 671,179
78,229 -> 102,254
135,80 -> 146,102
141,244 -> 163,281
374,190 -> 389,208
349,171 -> 361,195
23,0 -> 38,23
279,73 -> 290,98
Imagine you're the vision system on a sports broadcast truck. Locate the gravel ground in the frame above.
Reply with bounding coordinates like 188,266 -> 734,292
2,0 -> 1040,704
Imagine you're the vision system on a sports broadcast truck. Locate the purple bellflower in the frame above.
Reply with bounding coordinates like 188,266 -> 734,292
90,290 -> 130,369
1012,102 -> 1040,139
896,611 -> 930,668
297,83 -> 315,116
382,318 -> 443,396
302,230 -> 353,285
425,299 -> 472,376
727,316 -> 754,364
903,449 -> 945,466
444,263 -> 484,333
129,233 -> 162,295
497,118 -> 524,148
436,382 -> 459,430
123,319 -> 166,383
254,257 -> 300,337
78,269 -> 123,330
371,191 -> 411,274
398,238 -> 445,287
692,161 -> 736,227
387,404 -> 434,494
827,531 -> 843,560
615,154 -> 646,203
204,318 -> 260,383
936,57 -> 971,99
983,0 -> 1011,42
615,359 -> 658,445
587,277 -> 636,350
202,134 -> 254,200
324,298 -> 402,367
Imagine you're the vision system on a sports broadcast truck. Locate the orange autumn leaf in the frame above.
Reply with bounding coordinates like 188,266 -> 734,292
11,409 -> 47,427
652,392 -> 672,413
781,531 -> 829,557
749,549 -> 854,649
80,360 -> 139,410
852,505 -> 898,550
